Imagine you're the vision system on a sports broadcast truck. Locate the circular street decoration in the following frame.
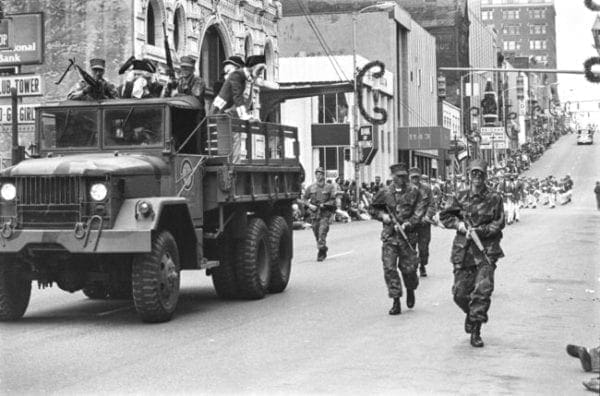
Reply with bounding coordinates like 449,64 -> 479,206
584,57 -> 600,83
180,159 -> 194,191
584,0 -> 600,11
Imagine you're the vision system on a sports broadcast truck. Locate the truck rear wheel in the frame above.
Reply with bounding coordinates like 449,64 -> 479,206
267,216 -> 292,293
0,259 -> 31,321
211,239 -> 239,299
132,231 -> 180,323
235,218 -> 271,299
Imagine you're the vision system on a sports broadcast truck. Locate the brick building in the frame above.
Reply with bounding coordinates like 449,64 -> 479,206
0,0 -> 282,165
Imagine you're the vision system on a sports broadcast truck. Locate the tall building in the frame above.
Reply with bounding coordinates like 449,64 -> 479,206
479,0 -> 558,85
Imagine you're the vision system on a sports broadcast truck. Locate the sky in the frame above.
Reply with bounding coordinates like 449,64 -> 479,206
555,0 -> 600,121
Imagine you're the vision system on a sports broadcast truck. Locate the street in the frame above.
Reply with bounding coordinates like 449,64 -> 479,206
1,133 -> 599,394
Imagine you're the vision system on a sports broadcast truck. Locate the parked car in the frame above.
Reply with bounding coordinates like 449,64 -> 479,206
577,130 -> 593,145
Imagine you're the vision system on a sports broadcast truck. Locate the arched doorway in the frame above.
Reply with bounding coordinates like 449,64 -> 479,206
200,25 -> 227,96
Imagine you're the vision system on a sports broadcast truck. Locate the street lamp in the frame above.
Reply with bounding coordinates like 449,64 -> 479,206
352,1 -> 395,202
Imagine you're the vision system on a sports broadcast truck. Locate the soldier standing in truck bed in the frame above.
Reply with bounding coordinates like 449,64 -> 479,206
370,163 -> 426,315
302,167 -> 338,261
163,55 -> 206,117
67,58 -> 119,101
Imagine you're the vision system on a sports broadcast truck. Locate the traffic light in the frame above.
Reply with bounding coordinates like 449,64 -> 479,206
516,75 -> 524,100
437,76 -> 446,99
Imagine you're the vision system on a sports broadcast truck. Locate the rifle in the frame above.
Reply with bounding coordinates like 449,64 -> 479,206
384,203 -> 416,253
162,21 -> 176,81
55,59 -> 75,85
464,220 -> 493,265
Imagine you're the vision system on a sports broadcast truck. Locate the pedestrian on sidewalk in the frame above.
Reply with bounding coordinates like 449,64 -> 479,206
439,159 -> 505,348
595,181 -> 600,210
302,167 -> 338,261
370,163 -> 426,315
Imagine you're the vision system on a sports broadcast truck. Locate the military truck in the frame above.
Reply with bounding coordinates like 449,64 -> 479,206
0,96 -> 303,322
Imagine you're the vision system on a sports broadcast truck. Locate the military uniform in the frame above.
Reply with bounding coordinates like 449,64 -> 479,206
371,163 -> 426,314
439,159 -> 505,347
303,168 -> 337,261
165,56 -> 206,108
409,168 -> 434,277
67,58 -> 118,101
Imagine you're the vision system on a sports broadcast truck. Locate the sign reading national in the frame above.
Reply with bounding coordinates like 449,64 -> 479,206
0,13 -> 44,66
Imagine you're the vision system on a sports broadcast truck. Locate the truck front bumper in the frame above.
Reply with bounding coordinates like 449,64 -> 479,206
0,229 -> 152,254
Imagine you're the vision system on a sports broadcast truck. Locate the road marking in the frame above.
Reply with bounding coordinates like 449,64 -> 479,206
327,250 -> 354,259
97,305 -> 133,317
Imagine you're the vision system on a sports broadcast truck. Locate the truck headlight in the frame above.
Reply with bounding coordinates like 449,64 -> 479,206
1,183 -> 16,201
90,183 -> 108,201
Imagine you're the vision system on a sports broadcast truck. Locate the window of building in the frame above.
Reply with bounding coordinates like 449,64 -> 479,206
503,41 -> 518,51
318,93 -> 349,124
529,9 -> 546,19
173,7 -> 186,53
146,3 -> 156,46
503,25 -> 520,35
502,9 -> 519,20
200,25 -> 227,95
482,10 -> 493,20
529,24 -> 547,34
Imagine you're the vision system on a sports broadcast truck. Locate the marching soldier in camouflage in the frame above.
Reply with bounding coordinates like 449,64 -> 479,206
409,168 -> 435,277
371,163 -> 427,315
439,159 -> 505,348
302,167 -> 338,261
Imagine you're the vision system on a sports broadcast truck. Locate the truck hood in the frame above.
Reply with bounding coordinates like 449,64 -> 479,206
0,153 -> 170,177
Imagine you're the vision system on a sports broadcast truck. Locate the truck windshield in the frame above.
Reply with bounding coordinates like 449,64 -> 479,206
104,106 -> 163,147
40,109 -> 98,149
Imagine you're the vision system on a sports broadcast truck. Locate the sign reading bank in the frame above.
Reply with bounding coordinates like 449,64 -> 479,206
0,13 -> 43,66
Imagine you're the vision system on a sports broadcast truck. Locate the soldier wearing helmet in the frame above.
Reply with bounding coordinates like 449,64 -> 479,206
439,159 -> 505,348
302,167 -> 338,261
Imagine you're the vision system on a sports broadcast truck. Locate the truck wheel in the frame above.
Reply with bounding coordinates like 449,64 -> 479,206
235,218 -> 271,299
211,239 -> 239,299
82,284 -> 108,300
132,231 -> 180,323
267,216 -> 292,293
0,259 -> 31,321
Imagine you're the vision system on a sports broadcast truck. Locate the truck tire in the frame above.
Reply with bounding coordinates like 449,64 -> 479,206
0,259 -> 31,321
267,216 -> 292,293
235,218 -> 271,299
82,284 -> 109,300
211,239 -> 239,299
132,231 -> 180,323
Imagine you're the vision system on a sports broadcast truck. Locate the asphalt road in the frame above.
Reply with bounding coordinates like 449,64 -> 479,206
1,133 -> 599,395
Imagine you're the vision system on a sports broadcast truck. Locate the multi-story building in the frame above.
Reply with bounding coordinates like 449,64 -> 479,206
0,0 -> 282,165
280,0 -> 448,180
479,0 -> 558,86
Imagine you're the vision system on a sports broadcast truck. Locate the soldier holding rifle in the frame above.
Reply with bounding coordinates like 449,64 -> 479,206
370,163 -> 426,316
302,167 -> 338,262
67,58 -> 118,101
439,159 -> 505,348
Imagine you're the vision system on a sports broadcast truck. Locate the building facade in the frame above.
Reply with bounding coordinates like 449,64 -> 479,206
0,0 -> 282,165
280,0 -> 444,180
279,55 -> 394,184
479,0 -> 558,85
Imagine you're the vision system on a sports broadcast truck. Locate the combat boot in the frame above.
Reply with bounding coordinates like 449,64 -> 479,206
464,314 -> 474,334
419,265 -> 427,277
470,322 -> 484,347
389,298 -> 401,315
406,289 -> 415,308
316,248 -> 325,261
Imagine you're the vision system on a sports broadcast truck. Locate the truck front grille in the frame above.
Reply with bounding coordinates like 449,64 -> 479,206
15,176 -> 83,229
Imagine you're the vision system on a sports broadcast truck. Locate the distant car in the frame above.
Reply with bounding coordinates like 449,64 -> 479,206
577,130 -> 593,145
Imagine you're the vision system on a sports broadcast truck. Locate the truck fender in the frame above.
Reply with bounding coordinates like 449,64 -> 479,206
113,197 -> 198,269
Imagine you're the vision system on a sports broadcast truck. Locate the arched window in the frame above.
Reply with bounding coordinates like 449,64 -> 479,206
244,35 -> 252,58
264,41 -> 274,81
147,3 -> 155,46
200,25 -> 227,95
173,7 -> 185,53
